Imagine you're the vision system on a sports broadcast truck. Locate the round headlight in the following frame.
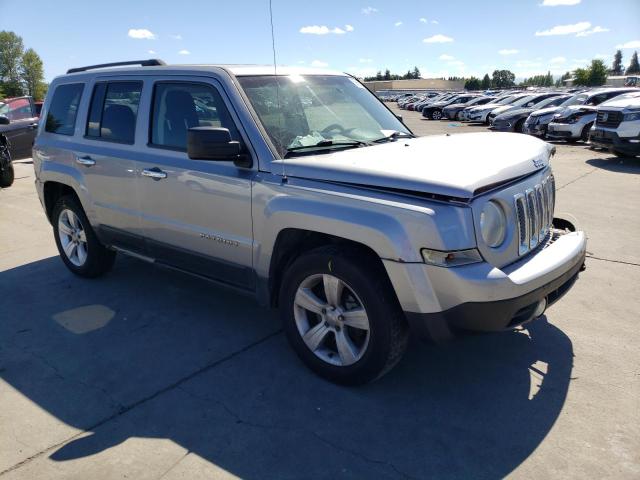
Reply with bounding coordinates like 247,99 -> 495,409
480,201 -> 506,248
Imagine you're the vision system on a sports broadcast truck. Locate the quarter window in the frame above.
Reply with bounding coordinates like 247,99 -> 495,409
150,82 -> 239,150
45,83 -> 84,135
85,81 -> 142,144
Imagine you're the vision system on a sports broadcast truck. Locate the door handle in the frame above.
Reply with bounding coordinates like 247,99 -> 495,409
75,155 -> 96,166
141,167 -> 167,180
29,123 -> 39,129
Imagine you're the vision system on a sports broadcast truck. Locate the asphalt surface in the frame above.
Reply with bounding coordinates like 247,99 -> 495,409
1,106 -> 639,479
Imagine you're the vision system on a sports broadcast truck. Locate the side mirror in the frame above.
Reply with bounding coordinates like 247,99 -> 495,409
0,115 -> 9,125
395,114 -> 403,122
187,127 -> 252,168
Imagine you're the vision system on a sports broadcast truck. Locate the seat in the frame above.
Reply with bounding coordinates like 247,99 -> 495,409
101,104 -> 136,143
163,90 -> 199,148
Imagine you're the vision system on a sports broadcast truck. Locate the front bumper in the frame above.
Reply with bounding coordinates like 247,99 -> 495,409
468,111 -> 489,122
489,119 -> 515,132
590,128 -> 640,156
546,122 -> 582,139
383,227 -> 587,340
523,121 -> 547,137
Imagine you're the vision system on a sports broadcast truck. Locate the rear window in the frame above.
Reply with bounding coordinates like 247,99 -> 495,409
45,83 -> 84,135
85,81 -> 142,144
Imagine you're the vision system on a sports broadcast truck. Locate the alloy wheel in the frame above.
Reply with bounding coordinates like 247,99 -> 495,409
58,209 -> 88,267
293,274 -> 370,367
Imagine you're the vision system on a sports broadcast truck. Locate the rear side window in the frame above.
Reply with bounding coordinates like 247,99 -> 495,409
86,81 -> 142,144
150,82 -> 239,150
45,83 -> 84,135
5,98 -> 34,121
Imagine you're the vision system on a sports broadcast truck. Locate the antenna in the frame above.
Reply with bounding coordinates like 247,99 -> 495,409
268,0 -> 286,179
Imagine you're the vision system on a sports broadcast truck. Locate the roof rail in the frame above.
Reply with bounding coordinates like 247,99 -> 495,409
66,59 -> 166,74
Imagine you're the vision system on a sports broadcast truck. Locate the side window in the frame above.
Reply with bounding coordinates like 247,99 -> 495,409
45,83 -> 84,135
7,98 -> 34,121
150,82 -> 239,150
85,81 -> 142,144
587,94 -> 606,106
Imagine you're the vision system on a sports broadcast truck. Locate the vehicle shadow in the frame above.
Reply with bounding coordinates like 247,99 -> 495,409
586,156 -> 640,173
1,255 -> 574,479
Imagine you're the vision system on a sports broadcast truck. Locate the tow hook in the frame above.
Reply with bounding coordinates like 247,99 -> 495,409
580,262 -> 586,272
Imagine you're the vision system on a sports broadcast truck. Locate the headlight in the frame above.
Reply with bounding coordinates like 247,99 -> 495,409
480,200 -> 506,247
421,248 -> 483,267
623,111 -> 640,121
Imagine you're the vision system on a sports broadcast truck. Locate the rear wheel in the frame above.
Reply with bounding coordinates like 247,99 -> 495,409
0,162 -> 14,188
279,246 -> 409,385
52,195 -> 116,278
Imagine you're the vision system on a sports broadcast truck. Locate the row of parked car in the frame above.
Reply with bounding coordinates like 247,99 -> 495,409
384,87 -> 640,157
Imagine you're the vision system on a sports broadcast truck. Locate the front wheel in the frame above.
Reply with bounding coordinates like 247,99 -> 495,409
279,247 -> 409,385
52,195 -> 116,278
0,162 -> 14,188
515,119 -> 526,134
431,109 -> 442,120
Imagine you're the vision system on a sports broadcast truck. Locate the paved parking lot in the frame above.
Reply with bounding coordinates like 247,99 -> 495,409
1,106 -> 639,479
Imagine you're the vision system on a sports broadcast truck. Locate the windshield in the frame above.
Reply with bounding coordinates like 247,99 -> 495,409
511,95 -> 537,107
561,93 -> 588,107
496,95 -> 518,105
238,75 -> 411,157
0,103 -> 7,116
534,95 -> 568,108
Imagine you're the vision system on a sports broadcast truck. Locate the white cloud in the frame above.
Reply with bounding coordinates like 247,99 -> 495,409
550,56 -> 566,63
535,21 -> 590,36
178,49 -> 190,55
148,49 -> 156,54
128,28 -> 156,40
170,34 -> 183,40
359,58 -> 373,63
540,0 -> 581,5
423,34 -> 454,43
499,49 -> 519,55
431,20 -> 439,24
311,60 -> 329,67
439,54 -> 455,60
419,18 -> 427,23
299,25 -> 349,35
576,26 -> 609,37
345,24 -> 354,32
594,53 -> 608,59
361,6 -> 378,14
394,21 -> 403,27
616,40 -> 640,49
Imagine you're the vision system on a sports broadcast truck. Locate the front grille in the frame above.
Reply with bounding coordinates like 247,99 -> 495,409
514,175 -> 555,256
596,110 -> 623,128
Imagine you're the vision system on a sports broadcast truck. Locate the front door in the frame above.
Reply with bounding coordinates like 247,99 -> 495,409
136,78 -> 255,288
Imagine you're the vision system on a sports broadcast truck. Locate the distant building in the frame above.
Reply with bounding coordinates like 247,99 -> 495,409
363,78 -> 466,92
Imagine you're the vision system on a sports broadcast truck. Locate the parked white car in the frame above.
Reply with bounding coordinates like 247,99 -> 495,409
589,92 -> 640,156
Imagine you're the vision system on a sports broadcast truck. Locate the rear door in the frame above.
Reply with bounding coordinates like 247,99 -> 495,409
70,78 -> 145,250
0,98 -> 38,159
135,76 -> 255,288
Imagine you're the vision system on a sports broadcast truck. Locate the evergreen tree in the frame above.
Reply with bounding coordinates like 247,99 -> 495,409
626,51 -> 640,74
481,73 -> 491,89
612,50 -> 624,76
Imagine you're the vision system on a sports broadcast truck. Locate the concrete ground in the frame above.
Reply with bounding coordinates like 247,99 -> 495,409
1,106 -> 639,479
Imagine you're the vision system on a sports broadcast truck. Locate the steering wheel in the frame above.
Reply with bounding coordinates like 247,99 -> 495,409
321,123 -> 348,135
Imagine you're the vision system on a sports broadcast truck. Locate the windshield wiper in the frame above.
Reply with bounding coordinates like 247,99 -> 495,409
372,131 -> 415,143
285,139 -> 372,157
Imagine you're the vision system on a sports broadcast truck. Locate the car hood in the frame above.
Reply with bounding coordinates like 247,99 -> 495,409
529,106 -> 563,118
490,105 -> 517,116
469,103 -> 502,112
275,133 -> 552,199
496,107 -> 534,120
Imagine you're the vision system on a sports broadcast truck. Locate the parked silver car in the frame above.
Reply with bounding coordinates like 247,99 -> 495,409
33,60 -> 587,384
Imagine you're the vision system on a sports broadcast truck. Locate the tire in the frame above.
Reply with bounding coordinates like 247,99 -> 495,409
52,195 -> 116,278
279,246 -> 409,385
431,109 -> 442,121
581,122 -> 593,142
0,162 -> 14,188
515,119 -> 526,134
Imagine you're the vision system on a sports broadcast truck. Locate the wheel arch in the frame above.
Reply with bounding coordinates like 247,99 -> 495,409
43,181 -> 82,224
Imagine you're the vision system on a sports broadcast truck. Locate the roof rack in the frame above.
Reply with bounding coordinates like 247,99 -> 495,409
67,59 -> 166,74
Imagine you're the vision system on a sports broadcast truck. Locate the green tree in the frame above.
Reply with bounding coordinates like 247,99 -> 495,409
481,73 -> 491,89
20,48 -> 46,100
612,50 -> 624,76
412,66 -> 420,79
383,69 -> 391,80
626,51 -> 640,74
491,69 -> 515,88
573,67 -> 589,86
587,59 -> 608,86
464,76 -> 481,90
0,30 -> 25,96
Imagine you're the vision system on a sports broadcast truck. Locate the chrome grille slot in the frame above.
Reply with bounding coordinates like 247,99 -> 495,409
515,174 -> 555,257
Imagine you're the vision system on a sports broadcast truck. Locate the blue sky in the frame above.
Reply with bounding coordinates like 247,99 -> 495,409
1,0 -> 639,82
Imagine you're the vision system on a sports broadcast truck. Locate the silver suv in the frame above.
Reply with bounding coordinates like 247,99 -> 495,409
33,60 -> 587,384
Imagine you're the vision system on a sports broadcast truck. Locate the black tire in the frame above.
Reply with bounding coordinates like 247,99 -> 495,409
0,162 -> 14,188
52,195 -> 116,278
279,246 -> 409,385
581,122 -> 593,142
515,119 -> 526,134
